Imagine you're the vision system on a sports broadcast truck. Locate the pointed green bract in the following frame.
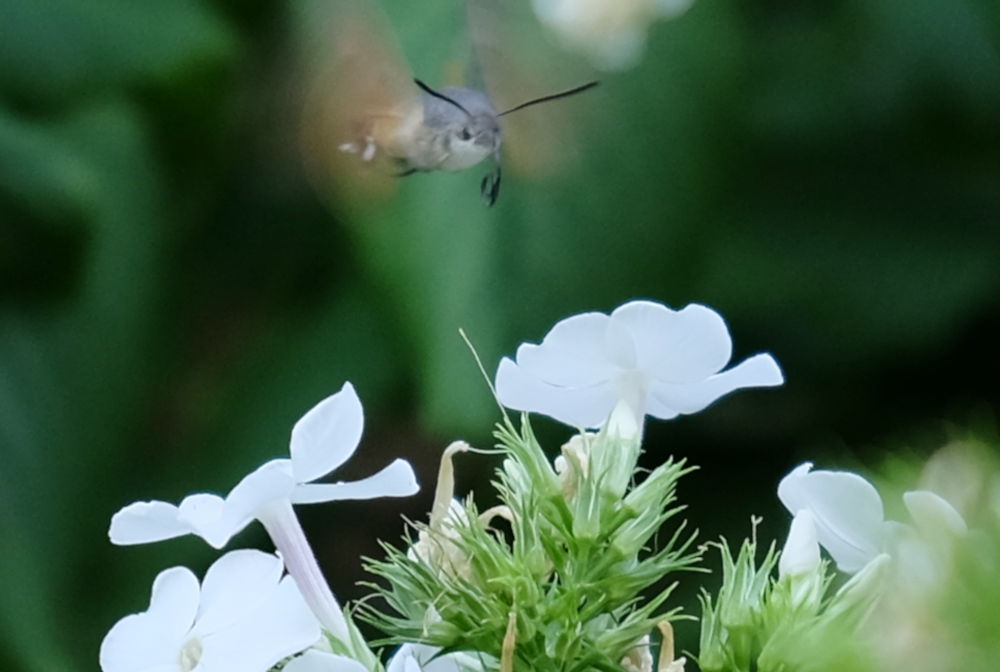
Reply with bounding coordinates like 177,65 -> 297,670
362,416 -> 700,671
697,531 -> 889,672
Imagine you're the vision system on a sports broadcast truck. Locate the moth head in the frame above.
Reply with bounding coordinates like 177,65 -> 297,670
415,80 -> 502,153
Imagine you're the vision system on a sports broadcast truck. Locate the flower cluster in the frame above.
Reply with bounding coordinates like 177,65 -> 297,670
103,382 -> 419,671
697,456 -> 981,672
359,301 -> 781,672
104,296 -> 997,672
102,299 -> 785,672
778,462 -> 967,576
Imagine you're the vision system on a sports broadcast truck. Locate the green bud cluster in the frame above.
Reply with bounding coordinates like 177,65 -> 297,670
361,416 -> 700,672
698,535 -> 884,672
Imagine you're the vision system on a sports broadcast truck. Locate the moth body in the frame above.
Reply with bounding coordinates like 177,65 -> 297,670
361,86 -> 501,174
306,0 -> 597,206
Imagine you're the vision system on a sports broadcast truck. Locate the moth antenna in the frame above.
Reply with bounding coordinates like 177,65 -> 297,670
498,81 -> 599,117
414,79 -> 474,118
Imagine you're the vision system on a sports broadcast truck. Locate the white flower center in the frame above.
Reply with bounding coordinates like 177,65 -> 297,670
604,320 -> 637,370
612,368 -> 650,415
179,637 -> 203,672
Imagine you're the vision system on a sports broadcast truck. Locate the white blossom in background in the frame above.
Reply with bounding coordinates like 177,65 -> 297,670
778,463 -> 968,579
494,300 -> 783,431
100,550 -> 319,672
877,491 -> 968,670
280,646 -> 476,672
108,382 -> 419,641
283,650 -> 369,672
386,643 -> 480,672
532,0 -> 696,69
778,509 -> 821,578
891,489 -> 968,591
777,509 -> 826,611
777,462 -> 886,574
902,490 -> 967,537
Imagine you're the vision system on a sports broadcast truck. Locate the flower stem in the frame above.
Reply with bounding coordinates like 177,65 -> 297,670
258,499 -> 349,642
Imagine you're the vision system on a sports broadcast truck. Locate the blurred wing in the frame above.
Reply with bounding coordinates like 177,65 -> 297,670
298,0 -> 423,202
466,0 -> 599,177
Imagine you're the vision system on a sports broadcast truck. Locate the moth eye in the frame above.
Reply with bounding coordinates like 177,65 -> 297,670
459,128 -> 472,141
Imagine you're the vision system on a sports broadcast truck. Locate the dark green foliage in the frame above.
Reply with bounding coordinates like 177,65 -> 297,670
1,1 -> 998,670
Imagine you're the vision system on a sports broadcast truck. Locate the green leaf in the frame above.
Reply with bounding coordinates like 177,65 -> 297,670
0,0 -> 238,104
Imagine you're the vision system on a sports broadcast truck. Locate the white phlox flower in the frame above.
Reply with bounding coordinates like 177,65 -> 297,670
875,496 -> 968,672
889,490 -> 968,591
494,300 -> 783,431
778,463 -> 968,579
282,650 -> 369,672
100,550 -> 320,672
109,382 -> 419,641
386,643 -> 481,672
109,382 -> 417,549
902,490 -> 967,537
778,509 -> 821,578
532,0 -> 696,69
777,509 -> 826,610
777,462 -> 887,574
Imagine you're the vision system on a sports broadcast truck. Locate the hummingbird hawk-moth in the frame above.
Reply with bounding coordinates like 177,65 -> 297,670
299,0 -> 598,206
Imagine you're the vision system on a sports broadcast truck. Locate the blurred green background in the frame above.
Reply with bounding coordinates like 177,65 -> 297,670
0,0 -> 998,670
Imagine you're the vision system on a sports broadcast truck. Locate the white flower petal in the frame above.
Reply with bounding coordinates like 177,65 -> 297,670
602,316 -> 638,370
612,302 -> 732,383
593,29 -> 646,70
176,493 -> 243,550
100,567 -> 199,672
643,393 -> 681,421
290,383 -> 364,484
883,519 -> 946,590
532,0 -> 649,70
497,300 -> 783,428
779,509 -> 820,577
194,550 -> 284,636
199,575 -> 320,672
903,490 -> 967,536
388,644 -> 470,672
647,353 -> 783,417
292,459 -> 419,504
108,500 -> 190,546
778,463 -> 884,573
512,312 -> 616,387
833,552 -> 890,600
222,459 -> 296,538
495,357 -> 618,428
604,398 -> 642,441
386,644 -> 424,672
283,650 -> 369,672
